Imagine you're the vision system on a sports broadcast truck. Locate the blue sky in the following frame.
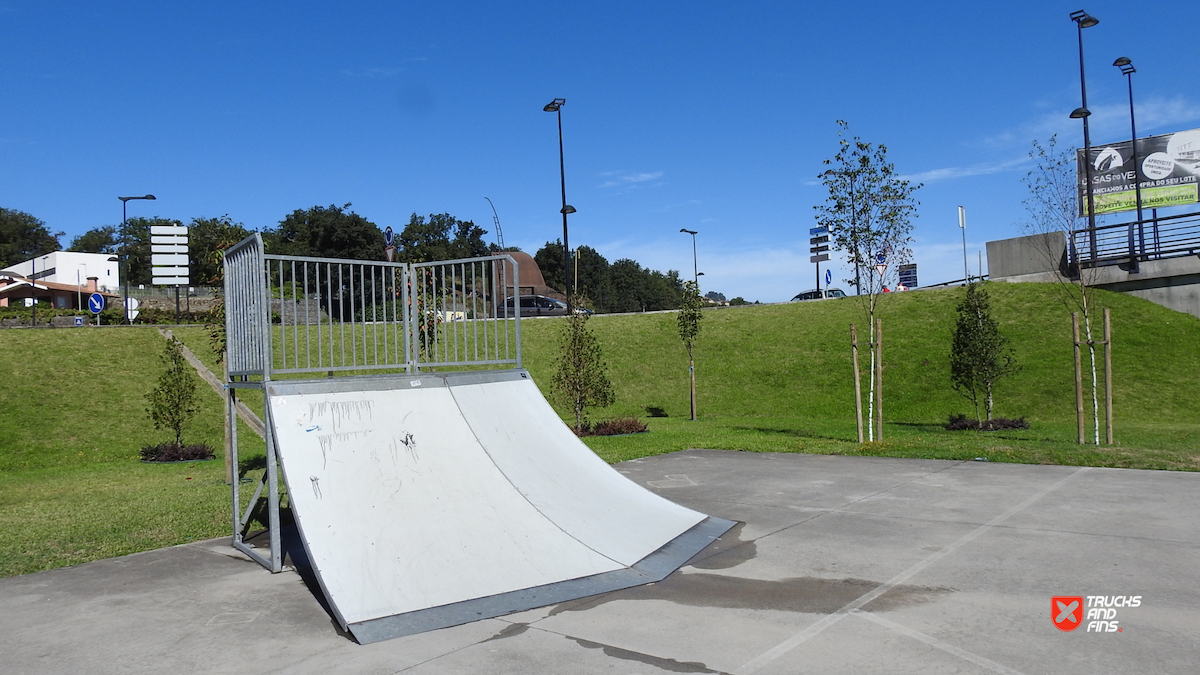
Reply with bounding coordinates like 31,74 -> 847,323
3,1 -> 1198,301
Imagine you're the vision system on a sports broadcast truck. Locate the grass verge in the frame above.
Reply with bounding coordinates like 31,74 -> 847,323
3,283 -> 1198,577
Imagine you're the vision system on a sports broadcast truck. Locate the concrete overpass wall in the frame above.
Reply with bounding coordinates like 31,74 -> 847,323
986,233 -> 1200,318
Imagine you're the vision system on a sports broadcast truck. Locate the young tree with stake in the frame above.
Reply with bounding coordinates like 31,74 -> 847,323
814,121 -> 920,441
677,280 -> 703,420
1021,135 -> 1107,445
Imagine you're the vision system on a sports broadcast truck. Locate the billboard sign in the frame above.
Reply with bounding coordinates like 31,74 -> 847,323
1076,127 -> 1200,216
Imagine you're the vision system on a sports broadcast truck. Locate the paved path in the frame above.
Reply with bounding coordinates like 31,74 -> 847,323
1,451 -> 1197,674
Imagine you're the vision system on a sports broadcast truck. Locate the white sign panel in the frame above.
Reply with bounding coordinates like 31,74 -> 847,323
152,254 -> 189,266
151,224 -> 189,286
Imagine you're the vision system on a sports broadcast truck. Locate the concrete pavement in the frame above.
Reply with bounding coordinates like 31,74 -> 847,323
1,450 -> 1197,674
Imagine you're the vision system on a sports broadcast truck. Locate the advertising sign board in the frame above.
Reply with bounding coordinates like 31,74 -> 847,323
1076,127 -> 1200,216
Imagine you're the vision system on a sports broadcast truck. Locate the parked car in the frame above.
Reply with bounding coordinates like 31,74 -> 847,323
502,295 -> 592,317
790,288 -> 847,302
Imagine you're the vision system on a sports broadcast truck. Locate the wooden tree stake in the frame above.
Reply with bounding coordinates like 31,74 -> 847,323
851,324 -> 863,443
875,318 -> 883,441
1104,308 -> 1113,445
1072,312 -> 1084,444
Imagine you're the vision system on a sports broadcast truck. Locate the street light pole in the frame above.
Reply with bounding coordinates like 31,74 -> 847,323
543,98 -> 575,299
119,194 -> 156,324
958,206 -> 969,282
31,255 -> 37,327
1114,56 -> 1143,268
680,229 -> 699,284
1070,10 -> 1100,263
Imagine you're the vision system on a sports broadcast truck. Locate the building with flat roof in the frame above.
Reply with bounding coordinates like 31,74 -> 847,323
0,251 -> 121,294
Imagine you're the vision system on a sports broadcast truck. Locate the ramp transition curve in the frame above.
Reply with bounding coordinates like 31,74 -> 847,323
266,369 -> 734,644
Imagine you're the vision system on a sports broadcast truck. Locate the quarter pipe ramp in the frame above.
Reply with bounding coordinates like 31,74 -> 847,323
265,369 -> 734,644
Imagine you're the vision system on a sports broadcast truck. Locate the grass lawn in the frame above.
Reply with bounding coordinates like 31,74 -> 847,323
0,327 -> 265,577
2,282 -> 1198,577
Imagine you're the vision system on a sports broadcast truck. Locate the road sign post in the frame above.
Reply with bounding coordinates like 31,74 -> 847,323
151,224 -> 189,324
126,297 -> 140,323
810,226 -> 829,295
88,292 -> 105,325
384,226 -> 396,262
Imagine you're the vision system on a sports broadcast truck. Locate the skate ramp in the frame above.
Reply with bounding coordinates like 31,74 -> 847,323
266,370 -> 734,644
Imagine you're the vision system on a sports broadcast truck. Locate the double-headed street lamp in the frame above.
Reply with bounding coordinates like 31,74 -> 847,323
679,229 -> 699,285
1114,56 -> 1144,268
1070,10 -> 1099,263
119,194 -> 156,324
543,98 -> 576,298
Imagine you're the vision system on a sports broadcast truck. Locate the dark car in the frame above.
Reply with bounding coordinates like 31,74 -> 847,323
790,288 -> 847,302
502,295 -> 592,317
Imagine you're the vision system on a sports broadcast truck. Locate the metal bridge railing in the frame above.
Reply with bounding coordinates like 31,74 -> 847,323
1071,210 -> 1200,268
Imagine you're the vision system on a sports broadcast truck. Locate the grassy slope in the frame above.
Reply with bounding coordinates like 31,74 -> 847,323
523,282 -> 1199,425
521,283 -> 1200,467
0,327 -> 265,576
2,283 -> 1197,576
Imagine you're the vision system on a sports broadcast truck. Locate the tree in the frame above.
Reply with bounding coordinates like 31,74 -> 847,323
145,336 -> 199,447
68,225 -> 121,254
677,280 -> 703,420
552,294 -> 615,431
188,215 -> 253,285
1021,135 -> 1109,445
704,291 -> 726,302
0,208 -> 61,269
950,281 -> 1018,422
573,245 -> 612,309
607,259 -> 684,313
396,213 -> 488,263
117,216 -> 178,286
534,240 -> 566,293
265,203 -> 383,261
814,120 -> 921,441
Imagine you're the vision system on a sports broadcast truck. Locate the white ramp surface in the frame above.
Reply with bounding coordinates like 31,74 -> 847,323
266,370 -> 733,644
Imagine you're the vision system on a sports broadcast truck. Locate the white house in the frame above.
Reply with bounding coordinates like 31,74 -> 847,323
0,251 -> 121,294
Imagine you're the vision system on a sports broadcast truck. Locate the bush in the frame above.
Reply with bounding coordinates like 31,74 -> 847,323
139,443 -> 216,462
573,417 -> 649,437
946,414 -> 1030,431
145,336 -> 199,446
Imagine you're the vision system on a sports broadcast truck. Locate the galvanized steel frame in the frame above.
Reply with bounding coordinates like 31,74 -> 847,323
222,234 -> 521,572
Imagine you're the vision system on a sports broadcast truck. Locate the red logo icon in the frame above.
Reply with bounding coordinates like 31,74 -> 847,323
1053,596 -> 1084,631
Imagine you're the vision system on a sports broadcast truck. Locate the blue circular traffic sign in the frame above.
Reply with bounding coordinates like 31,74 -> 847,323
87,293 -> 105,314
384,226 -> 394,247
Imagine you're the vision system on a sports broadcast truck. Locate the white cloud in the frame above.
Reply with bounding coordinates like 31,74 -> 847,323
900,157 -> 1029,184
341,67 -> 401,78
597,171 -> 663,189
986,96 -> 1200,151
